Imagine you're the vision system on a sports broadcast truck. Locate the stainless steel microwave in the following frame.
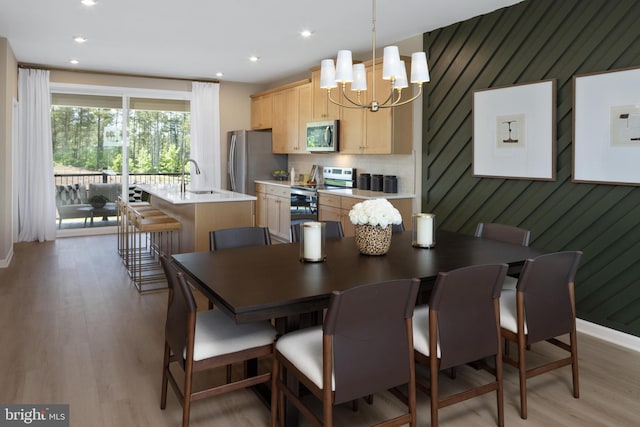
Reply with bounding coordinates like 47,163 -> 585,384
306,120 -> 339,152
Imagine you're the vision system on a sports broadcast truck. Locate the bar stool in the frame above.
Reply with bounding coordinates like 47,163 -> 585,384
119,201 -> 155,271
117,197 -> 151,262
128,208 -> 181,293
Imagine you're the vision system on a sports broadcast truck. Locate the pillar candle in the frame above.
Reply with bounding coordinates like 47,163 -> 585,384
303,223 -> 322,260
416,215 -> 433,246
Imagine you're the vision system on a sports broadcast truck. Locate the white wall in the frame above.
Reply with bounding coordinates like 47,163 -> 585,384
0,38 -> 17,267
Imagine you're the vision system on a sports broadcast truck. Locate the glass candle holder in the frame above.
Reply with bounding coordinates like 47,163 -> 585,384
412,213 -> 436,248
299,221 -> 326,262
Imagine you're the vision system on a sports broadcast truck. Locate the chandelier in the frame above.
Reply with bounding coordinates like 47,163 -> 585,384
319,0 -> 430,112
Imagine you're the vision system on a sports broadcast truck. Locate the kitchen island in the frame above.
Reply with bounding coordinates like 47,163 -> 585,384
137,184 -> 256,252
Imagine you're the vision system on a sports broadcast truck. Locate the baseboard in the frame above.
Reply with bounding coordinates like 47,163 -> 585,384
0,246 -> 14,268
577,319 -> 640,353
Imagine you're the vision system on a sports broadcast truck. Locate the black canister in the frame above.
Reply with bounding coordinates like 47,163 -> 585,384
358,173 -> 371,190
383,175 -> 398,193
371,174 -> 384,192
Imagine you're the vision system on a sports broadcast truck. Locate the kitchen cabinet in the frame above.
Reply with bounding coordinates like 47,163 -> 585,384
311,69 -> 340,121
318,192 -> 413,237
333,58 -> 413,155
298,83 -> 312,148
271,81 -> 311,154
255,182 -> 291,241
250,93 -> 273,130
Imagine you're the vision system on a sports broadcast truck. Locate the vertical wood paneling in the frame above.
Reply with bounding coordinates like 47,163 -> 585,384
422,0 -> 640,337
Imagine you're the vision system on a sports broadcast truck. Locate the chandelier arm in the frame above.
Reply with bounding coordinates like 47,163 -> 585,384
378,85 -> 424,108
326,90 -> 367,109
341,86 -> 368,107
377,89 -> 398,108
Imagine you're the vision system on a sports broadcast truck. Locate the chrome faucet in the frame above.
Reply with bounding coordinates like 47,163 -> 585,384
181,158 -> 201,193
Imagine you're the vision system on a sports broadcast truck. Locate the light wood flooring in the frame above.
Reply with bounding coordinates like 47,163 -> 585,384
0,234 -> 638,426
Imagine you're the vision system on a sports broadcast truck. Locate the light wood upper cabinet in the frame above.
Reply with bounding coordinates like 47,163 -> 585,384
298,83 -> 312,148
311,69 -> 340,121
272,82 -> 310,154
250,93 -> 273,130
252,59 -> 413,154
339,58 -> 413,154
365,60 -> 413,154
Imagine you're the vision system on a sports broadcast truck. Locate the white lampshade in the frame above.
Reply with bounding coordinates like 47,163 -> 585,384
320,59 -> 338,89
410,52 -> 430,83
335,50 -> 354,83
394,61 -> 408,89
382,46 -> 402,80
351,63 -> 367,91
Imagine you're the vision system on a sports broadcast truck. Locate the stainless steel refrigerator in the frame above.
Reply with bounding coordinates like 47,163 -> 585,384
227,130 -> 287,196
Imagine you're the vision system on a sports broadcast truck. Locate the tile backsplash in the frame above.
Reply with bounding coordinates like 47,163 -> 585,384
288,153 -> 417,194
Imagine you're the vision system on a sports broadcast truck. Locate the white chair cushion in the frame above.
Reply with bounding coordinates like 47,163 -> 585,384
275,326 -> 335,391
502,275 -> 518,290
412,305 -> 441,358
190,309 -> 277,361
499,289 -> 528,334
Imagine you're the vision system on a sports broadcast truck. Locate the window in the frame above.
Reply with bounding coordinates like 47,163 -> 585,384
51,87 -> 191,230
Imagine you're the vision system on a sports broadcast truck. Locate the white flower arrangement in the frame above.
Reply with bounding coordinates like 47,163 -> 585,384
348,198 -> 402,228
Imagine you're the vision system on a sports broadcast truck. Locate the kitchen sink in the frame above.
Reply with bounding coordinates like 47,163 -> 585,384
188,190 -> 219,194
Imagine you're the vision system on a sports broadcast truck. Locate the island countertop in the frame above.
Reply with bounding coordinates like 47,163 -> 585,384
137,184 -> 256,252
137,184 -> 256,205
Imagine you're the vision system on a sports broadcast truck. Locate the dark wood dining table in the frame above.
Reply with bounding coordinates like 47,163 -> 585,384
172,230 -> 544,326
171,229 -> 544,425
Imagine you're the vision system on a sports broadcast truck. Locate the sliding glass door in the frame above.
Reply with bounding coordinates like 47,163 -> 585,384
50,87 -> 190,231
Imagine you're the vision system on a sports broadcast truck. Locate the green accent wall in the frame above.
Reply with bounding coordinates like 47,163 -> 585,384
422,0 -> 640,337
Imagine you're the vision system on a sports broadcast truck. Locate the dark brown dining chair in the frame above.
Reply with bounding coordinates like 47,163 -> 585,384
208,226 -> 272,310
209,226 -> 271,251
159,254 -> 277,427
290,220 -> 344,243
271,278 -> 420,427
475,222 -> 531,290
500,251 -> 582,419
392,222 -> 405,234
412,263 -> 508,427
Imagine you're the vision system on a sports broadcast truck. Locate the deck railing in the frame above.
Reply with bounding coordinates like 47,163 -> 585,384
54,172 -> 184,188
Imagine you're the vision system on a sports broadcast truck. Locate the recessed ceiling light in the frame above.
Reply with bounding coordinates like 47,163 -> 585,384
215,72 -> 224,78
300,29 -> 313,38
81,0 -> 97,6
249,56 -> 260,62
73,36 -> 88,43
69,59 -> 80,65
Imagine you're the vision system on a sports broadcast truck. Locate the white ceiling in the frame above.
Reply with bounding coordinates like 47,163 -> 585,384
0,0 -> 521,84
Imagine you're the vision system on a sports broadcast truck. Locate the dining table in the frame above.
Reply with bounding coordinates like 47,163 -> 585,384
171,229 -> 544,326
171,229 -> 544,425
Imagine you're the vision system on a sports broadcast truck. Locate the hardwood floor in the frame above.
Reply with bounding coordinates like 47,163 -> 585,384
0,234 -> 638,426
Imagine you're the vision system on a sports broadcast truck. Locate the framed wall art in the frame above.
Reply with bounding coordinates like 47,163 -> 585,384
473,79 -> 556,180
573,66 -> 640,186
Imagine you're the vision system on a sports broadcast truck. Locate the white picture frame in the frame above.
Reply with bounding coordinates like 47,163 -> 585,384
573,66 -> 640,186
473,79 -> 556,180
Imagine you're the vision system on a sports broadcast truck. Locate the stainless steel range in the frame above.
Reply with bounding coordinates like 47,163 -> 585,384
289,166 -> 356,224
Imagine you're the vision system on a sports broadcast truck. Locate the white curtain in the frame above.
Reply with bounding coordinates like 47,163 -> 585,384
189,82 -> 221,189
16,68 -> 56,242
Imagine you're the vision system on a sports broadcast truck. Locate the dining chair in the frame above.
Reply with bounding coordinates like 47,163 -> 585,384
500,251 -> 582,419
290,220 -> 344,243
208,226 -> 272,310
209,226 -> 272,251
392,222 -> 405,234
412,263 -> 508,427
475,222 -> 531,290
271,278 -> 420,427
159,254 -> 277,427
